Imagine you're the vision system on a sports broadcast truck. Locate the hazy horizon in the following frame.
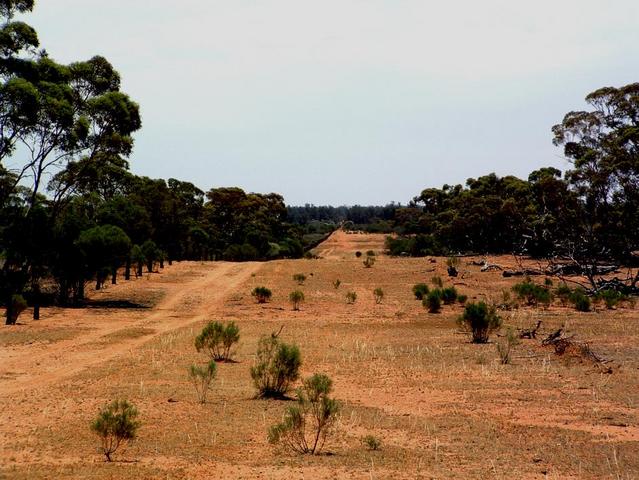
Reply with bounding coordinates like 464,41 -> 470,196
23,1 -> 639,205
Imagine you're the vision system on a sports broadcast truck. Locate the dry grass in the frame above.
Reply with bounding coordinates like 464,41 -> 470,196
1,232 -> 638,479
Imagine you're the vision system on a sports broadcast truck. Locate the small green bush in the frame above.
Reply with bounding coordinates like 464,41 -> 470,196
251,334 -> 302,398
91,399 -> 140,462
363,256 -> 376,268
188,360 -> 217,404
441,286 -> 458,305
595,289 -> 625,309
195,321 -> 240,362
412,283 -> 430,300
423,289 -> 442,313
7,294 -> 28,324
366,250 -> 376,257
373,288 -> 384,304
293,273 -> 307,285
268,373 -> 339,454
555,283 -> 572,305
569,289 -> 591,312
346,291 -> 357,304
431,276 -> 443,288
251,286 -> 272,303
457,294 -> 468,304
289,290 -> 305,311
333,279 -> 341,289
446,256 -> 460,268
512,279 -> 552,307
457,301 -> 502,343
362,434 -> 382,451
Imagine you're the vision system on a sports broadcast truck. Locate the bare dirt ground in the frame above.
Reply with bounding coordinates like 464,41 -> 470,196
1,231 -> 638,479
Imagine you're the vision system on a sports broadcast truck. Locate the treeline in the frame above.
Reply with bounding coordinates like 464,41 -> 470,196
287,204 -> 399,233
0,1 -> 302,322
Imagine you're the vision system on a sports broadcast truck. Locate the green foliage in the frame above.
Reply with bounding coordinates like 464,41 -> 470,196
595,289 -> 625,309
363,256 -> 376,268
140,239 -> 159,272
366,250 -> 376,257
194,321 -> 240,362
251,334 -> 301,398
188,360 -> 217,404
458,302 -> 502,343
293,273 -> 306,285
346,291 -> 357,304
457,294 -> 468,304
268,373 -> 339,455
373,287 -> 384,304
569,290 -> 591,312
446,256 -> 460,268
252,286 -> 272,304
289,290 -> 305,311
431,276 -> 443,288
332,279 -> 341,289
90,399 -> 140,462
441,286 -> 458,305
496,329 -> 520,364
423,289 -> 442,313
362,435 -> 382,451
412,283 -> 430,300
7,293 -> 27,323
512,279 -> 552,307
555,283 -> 572,305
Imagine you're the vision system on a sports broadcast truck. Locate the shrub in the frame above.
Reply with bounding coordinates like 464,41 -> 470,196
91,399 -> 140,462
441,286 -> 458,305
268,373 -> 339,454
363,256 -> 376,268
362,434 -> 382,451
355,251 -> 362,258
446,256 -> 460,268
251,334 -> 301,398
496,329 -> 519,364
251,286 -> 272,304
188,360 -> 217,404
431,276 -> 443,288
457,302 -> 502,343
544,277 -> 554,287
569,289 -> 591,312
423,289 -> 442,313
333,279 -> 341,289
457,294 -> 468,304
8,294 -> 28,324
293,273 -> 307,285
373,288 -> 384,304
366,250 -> 376,257
512,279 -> 552,307
412,283 -> 429,300
195,321 -> 240,362
555,283 -> 572,305
346,291 -> 357,304
289,290 -> 305,311
595,289 -> 625,309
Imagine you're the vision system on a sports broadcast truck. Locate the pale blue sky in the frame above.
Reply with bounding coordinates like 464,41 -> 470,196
25,1 -> 639,205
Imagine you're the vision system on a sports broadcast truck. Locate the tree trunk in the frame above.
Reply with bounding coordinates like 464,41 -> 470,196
111,266 -> 117,285
137,262 -> 143,277
125,258 -> 131,280
160,258 -> 164,269
96,279 -> 101,290
168,258 -> 173,266
146,260 -> 152,273
32,281 -> 40,320
5,294 -> 15,325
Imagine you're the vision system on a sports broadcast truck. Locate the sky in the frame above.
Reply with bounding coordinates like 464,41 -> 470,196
23,1 -> 639,205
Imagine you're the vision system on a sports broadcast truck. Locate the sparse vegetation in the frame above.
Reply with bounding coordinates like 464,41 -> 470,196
251,286 -> 272,303
268,373 -> 339,454
362,434 -> 382,451
333,279 -> 341,289
251,333 -> 302,398
188,360 -> 217,404
412,283 -> 430,300
293,273 -> 307,285
346,291 -> 357,304
431,276 -> 443,288
373,288 -> 384,304
194,321 -> 240,362
91,400 -> 140,462
569,289 -> 591,312
457,294 -> 468,304
366,250 -> 376,257
595,289 -> 625,309
7,294 -> 28,324
512,278 -> 552,307
496,329 -> 519,364
441,286 -> 458,305
289,290 -> 305,311
363,256 -> 376,268
424,289 -> 442,313
457,301 -> 502,343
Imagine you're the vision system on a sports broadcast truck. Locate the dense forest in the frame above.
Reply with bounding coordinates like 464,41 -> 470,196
1,1 -> 638,324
